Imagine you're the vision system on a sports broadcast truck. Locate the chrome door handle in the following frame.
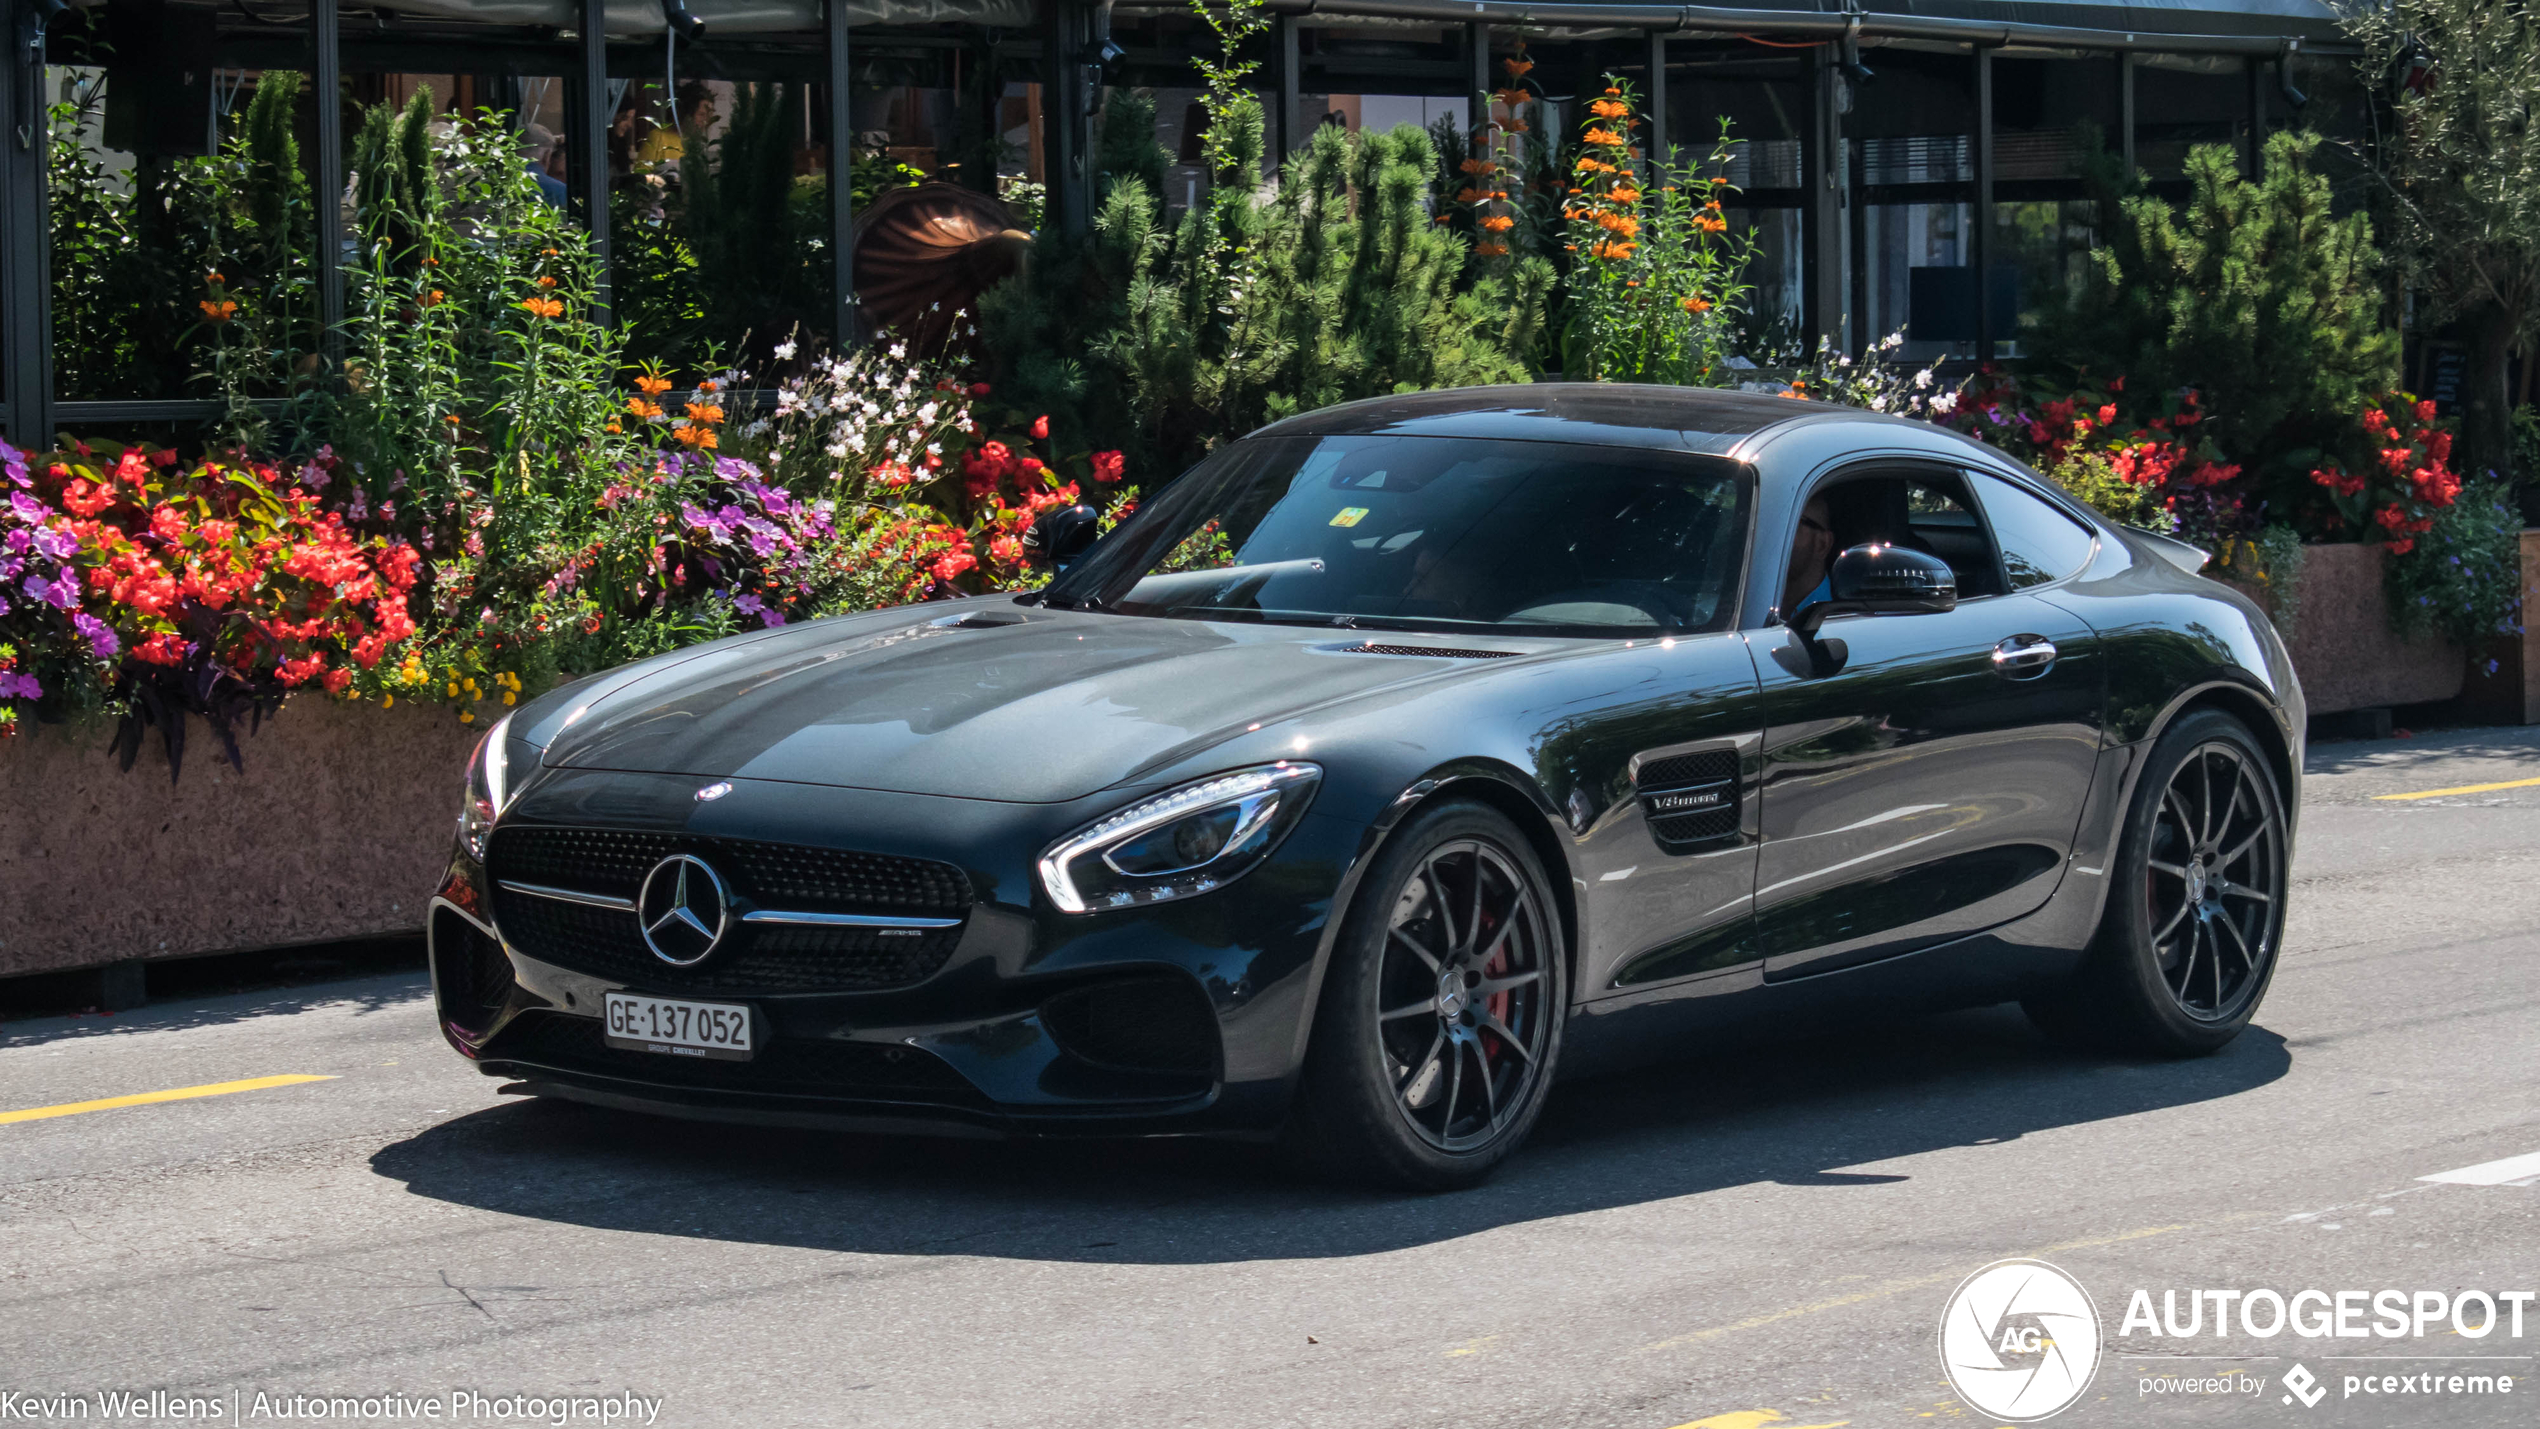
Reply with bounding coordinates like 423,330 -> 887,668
1992,634 -> 2058,678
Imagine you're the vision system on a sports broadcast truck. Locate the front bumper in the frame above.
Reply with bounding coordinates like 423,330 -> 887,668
429,768 -> 1367,1139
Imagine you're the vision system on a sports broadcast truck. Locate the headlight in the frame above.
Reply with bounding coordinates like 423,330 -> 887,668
457,713 -> 518,863
1038,763 -> 1322,914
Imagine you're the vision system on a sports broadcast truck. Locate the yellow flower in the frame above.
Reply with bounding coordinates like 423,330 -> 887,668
446,681 -> 460,697
503,691 -> 517,706
382,692 -> 394,709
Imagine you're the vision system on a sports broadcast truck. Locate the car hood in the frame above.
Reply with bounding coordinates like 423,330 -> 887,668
538,604 -> 1509,803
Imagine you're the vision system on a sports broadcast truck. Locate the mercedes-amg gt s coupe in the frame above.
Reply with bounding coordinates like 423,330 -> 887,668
428,386 -> 2300,1189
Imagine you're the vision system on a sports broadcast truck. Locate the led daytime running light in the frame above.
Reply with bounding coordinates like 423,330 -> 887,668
1039,763 -> 1321,914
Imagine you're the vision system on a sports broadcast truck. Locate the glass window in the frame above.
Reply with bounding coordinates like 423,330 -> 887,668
1972,471 -> 2098,588
1049,436 -> 1752,637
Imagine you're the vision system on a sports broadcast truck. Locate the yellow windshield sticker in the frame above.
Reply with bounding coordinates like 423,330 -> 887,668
1330,507 -> 1369,528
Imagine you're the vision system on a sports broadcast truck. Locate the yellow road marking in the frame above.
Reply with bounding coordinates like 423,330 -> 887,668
2373,775 -> 2540,801
0,1074 -> 337,1125
1638,1223 -> 2187,1354
1665,1412 -> 1849,1429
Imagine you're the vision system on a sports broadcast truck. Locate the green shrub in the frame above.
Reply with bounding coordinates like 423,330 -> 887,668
2385,479 -> 2527,647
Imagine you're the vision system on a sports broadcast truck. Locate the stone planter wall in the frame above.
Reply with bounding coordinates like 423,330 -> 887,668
2230,540 -> 2467,716
0,696 -> 480,978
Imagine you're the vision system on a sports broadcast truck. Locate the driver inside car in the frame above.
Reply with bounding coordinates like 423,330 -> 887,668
1781,493 -> 1835,618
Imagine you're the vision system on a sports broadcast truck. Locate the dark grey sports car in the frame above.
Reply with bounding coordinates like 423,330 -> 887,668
428,386 -> 2301,1189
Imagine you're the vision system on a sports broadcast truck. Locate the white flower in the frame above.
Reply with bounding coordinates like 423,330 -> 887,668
773,339 -> 798,360
1870,395 -> 1890,411
917,402 -> 939,423
1914,368 -> 1933,389
1931,391 -> 1959,414
827,441 -> 850,459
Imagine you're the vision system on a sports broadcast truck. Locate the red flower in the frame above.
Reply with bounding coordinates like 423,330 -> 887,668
1090,450 -> 1125,484
970,383 -> 991,397
2415,399 -> 2438,424
321,668 -> 353,694
2096,404 -> 2118,426
1030,415 -> 1050,440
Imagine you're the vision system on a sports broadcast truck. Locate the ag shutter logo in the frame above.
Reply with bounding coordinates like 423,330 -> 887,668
1940,1258 -> 2104,1422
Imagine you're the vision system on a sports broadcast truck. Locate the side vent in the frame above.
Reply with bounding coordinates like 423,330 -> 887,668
1636,749 -> 1740,849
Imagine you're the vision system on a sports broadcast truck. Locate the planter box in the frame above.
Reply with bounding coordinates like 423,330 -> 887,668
2460,529 -> 2540,726
2229,540 -> 2466,716
0,696 -> 480,979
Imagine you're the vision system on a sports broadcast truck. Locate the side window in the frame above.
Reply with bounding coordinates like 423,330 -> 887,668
1971,471 -> 2098,589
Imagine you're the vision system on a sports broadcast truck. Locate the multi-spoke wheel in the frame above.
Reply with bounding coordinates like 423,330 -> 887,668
1288,801 -> 1567,1189
2144,739 -> 2282,1022
2024,708 -> 2289,1055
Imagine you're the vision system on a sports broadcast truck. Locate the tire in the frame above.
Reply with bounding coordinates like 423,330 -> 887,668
2024,708 -> 2289,1056
1285,800 -> 1569,1191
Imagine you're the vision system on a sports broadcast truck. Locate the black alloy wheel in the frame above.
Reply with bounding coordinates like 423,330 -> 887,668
1377,837 -> 1556,1153
1288,801 -> 1567,1190
2025,708 -> 2289,1055
2144,738 -> 2283,1022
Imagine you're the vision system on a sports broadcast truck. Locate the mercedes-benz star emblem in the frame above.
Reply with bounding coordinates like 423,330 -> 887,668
637,854 -> 730,966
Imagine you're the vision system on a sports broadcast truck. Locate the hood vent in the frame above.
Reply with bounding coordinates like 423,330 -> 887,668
1333,643 -> 1518,660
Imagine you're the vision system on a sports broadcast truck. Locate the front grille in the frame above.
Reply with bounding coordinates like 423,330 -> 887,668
1637,748 -> 1741,848
483,1011 -> 988,1107
486,827 -> 973,993
490,827 -> 970,913
1336,644 -> 1518,659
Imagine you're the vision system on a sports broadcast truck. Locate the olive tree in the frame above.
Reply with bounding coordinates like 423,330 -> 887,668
2347,0 -> 2540,483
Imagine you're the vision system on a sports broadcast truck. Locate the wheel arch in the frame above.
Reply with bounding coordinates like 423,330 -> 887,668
1285,761 -> 1584,1071
2150,678 -> 2300,820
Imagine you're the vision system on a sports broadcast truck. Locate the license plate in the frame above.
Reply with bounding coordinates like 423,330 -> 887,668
602,992 -> 755,1061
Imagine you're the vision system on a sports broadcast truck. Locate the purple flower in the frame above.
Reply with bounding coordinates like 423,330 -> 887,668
731,592 -> 764,616
73,611 -> 118,661
1,441 -> 25,488
9,490 -> 42,525
23,572 -> 77,610
0,671 -> 40,700
31,525 -> 74,562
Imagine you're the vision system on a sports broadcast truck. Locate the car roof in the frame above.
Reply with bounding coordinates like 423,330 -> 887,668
1247,383 -> 1899,456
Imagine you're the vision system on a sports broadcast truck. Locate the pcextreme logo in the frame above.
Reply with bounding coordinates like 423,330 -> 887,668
1939,1258 -> 2104,1422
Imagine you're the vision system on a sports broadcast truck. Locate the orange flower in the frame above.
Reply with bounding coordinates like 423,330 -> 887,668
1589,239 -> 1638,261
198,298 -> 238,322
536,275 -> 558,289
1695,213 -> 1729,234
1589,98 -> 1631,120
683,401 -> 724,424
541,246 -> 560,257
1608,185 -> 1642,203
1680,295 -> 1712,313
696,378 -> 720,392
1493,88 -> 1531,107
443,414 -> 464,426
627,398 -> 664,419
1475,241 -> 1509,257
1503,56 -> 1535,77
672,423 -> 719,449
1575,157 -> 1615,175
1583,127 -> 1627,146
519,296 -> 564,319
1456,186 -> 1489,204
1480,214 -> 1516,232
1597,212 -> 1641,237
1503,120 -> 1530,133
422,289 -> 446,306
634,373 -> 674,396
1459,158 -> 1494,176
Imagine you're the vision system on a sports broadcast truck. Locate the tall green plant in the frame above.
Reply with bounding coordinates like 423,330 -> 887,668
2026,131 -> 2397,497
1558,78 -> 1754,385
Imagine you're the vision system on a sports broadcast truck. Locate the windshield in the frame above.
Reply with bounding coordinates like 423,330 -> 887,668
1045,436 -> 1752,637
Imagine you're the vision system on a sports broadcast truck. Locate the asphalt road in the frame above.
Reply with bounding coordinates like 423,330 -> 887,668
4,726 -> 2536,1429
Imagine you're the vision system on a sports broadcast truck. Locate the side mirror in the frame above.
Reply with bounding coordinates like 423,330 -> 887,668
1022,504 -> 1102,573
1790,542 -> 1957,638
